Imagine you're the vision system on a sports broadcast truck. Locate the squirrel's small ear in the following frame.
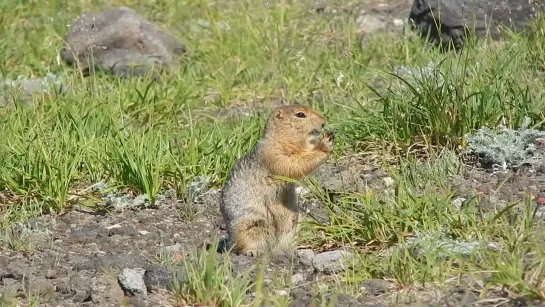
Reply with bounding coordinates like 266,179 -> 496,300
274,110 -> 284,120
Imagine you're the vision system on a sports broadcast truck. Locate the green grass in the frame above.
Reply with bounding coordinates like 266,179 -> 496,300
174,239 -> 253,306
2,0 -> 545,305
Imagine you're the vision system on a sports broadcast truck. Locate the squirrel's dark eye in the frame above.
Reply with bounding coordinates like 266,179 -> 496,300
295,112 -> 306,118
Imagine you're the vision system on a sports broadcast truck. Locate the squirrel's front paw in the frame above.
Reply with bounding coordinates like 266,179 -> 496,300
325,130 -> 335,142
319,130 -> 335,152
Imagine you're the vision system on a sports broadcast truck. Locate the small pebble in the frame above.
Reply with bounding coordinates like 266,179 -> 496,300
291,273 -> 305,285
45,270 -> 57,279
159,243 -> 182,253
274,289 -> 289,296
382,177 -> 395,187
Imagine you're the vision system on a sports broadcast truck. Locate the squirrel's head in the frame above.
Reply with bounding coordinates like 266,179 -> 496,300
263,104 -> 326,145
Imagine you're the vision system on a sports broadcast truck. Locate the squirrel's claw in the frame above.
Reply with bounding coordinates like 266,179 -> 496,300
325,130 -> 335,141
241,250 -> 262,257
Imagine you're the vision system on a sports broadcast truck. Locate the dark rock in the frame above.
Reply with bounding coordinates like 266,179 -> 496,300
69,226 -> 108,243
1,277 -> 22,295
55,277 -> 73,295
444,285 -> 479,305
59,7 -> 186,77
230,254 -> 256,275
3,261 -> 34,280
326,293 -> 365,307
360,279 -> 393,296
45,269 -> 57,279
289,289 -> 315,307
143,263 -> 184,292
108,226 -> 139,237
90,275 -> 124,305
56,275 -> 92,303
408,0 -> 545,49
72,257 -> 98,272
214,237 -> 230,253
73,289 -> 93,303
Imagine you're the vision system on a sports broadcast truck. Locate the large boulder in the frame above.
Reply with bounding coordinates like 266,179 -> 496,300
408,0 -> 544,49
59,7 -> 186,77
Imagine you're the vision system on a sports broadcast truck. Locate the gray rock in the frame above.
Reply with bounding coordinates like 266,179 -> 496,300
290,273 -> 305,285
118,268 -> 147,297
357,14 -> 388,35
295,249 -> 315,267
0,73 -> 65,106
451,197 -> 467,210
59,7 -> 186,77
356,1 -> 412,45
312,250 -> 357,274
143,264 -> 184,291
408,0 -> 545,49
157,243 -> 183,254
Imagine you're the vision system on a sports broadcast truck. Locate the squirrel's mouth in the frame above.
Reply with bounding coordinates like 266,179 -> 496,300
309,128 -> 322,136
308,128 -> 323,143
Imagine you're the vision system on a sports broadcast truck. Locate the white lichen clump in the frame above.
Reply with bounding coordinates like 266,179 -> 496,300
464,117 -> 545,170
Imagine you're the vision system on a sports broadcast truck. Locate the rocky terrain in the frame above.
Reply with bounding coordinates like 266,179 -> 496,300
1,155 -> 545,306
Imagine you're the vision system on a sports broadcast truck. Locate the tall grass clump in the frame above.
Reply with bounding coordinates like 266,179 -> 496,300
340,23 -> 545,153
0,103 -> 93,214
174,240 -> 252,307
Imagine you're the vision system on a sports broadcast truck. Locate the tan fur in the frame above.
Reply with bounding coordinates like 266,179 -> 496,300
219,104 -> 334,256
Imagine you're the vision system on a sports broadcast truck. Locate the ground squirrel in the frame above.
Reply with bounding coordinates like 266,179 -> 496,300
220,104 -> 335,256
